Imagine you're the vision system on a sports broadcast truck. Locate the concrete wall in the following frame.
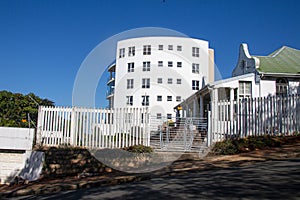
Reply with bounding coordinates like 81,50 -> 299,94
0,127 -> 34,150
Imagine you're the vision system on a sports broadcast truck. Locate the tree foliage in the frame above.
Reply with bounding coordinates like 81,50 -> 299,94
0,90 -> 54,128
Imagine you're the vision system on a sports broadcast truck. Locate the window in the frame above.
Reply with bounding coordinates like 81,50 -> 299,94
276,78 -> 288,96
127,79 -> 134,89
158,45 -> 163,50
157,95 -> 162,101
192,47 -> 199,57
239,81 -> 252,98
157,113 -> 162,119
176,96 -> 181,102
127,62 -> 134,72
168,45 -> 173,50
192,80 -> 199,90
168,78 -> 173,84
177,45 -> 182,51
142,95 -> 149,106
157,78 -> 163,84
177,79 -> 182,84
167,96 -> 172,101
158,61 -> 163,67
142,78 -> 150,88
128,46 -> 135,56
119,48 -> 125,58
167,114 -> 172,119
177,62 -> 182,68
143,61 -> 150,71
192,63 -> 199,74
168,61 -> 173,67
126,96 -> 133,106
143,45 -> 151,55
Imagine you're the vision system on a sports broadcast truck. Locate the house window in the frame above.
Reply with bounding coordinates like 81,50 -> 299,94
168,78 -> 173,84
192,47 -> 199,57
127,79 -> 134,89
176,96 -> 181,102
142,78 -> 150,88
143,45 -> 151,55
158,61 -> 163,67
167,96 -> 172,101
168,45 -> 173,50
142,95 -> 149,106
177,45 -> 182,51
143,61 -> 151,71
128,46 -> 135,56
276,78 -> 288,96
192,63 -> 200,74
126,96 -> 133,106
168,61 -> 173,67
127,62 -> 134,72
119,48 -> 125,58
192,80 -> 199,90
157,78 -> 163,84
239,81 -> 252,98
177,62 -> 182,68
157,95 -> 162,101
177,79 -> 182,84
157,113 -> 162,119
158,45 -> 163,50
167,114 -> 172,119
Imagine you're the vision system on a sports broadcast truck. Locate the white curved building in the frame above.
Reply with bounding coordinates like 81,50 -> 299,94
107,36 -> 215,119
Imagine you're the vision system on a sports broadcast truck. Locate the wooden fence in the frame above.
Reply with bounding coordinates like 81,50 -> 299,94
210,95 -> 300,142
36,106 -> 150,148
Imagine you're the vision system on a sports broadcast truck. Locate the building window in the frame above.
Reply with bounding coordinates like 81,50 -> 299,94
192,63 -> 200,74
177,79 -> 182,84
126,96 -> 133,106
239,81 -> 252,98
157,78 -> 163,84
119,48 -> 125,58
177,62 -> 182,68
143,61 -> 151,71
167,114 -> 172,119
142,95 -> 149,106
127,79 -> 134,89
143,45 -> 151,55
176,96 -> 181,102
192,47 -> 199,57
192,80 -> 199,90
168,61 -> 173,67
276,78 -> 288,96
168,78 -> 173,84
157,113 -> 162,119
167,96 -> 172,101
177,45 -> 182,51
127,62 -> 134,72
158,61 -> 163,67
128,46 -> 135,56
168,45 -> 173,50
157,95 -> 162,101
158,45 -> 163,50
142,78 -> 150,89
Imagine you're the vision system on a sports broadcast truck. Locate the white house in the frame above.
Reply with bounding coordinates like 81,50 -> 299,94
107,36 -> 215,119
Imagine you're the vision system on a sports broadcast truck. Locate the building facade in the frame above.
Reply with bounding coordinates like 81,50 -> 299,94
107,36 -> 215,119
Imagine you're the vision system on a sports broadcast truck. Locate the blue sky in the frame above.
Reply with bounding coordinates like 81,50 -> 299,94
1,0 -> 300,107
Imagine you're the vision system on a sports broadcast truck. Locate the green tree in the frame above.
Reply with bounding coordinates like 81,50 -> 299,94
0,90 -> 54,128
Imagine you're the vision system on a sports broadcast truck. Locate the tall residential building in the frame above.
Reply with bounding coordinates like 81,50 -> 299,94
107,36 -> 214,119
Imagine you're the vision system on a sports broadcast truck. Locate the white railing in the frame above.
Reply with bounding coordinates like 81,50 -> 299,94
37,106 -> 150,149
209,95 -> 300,142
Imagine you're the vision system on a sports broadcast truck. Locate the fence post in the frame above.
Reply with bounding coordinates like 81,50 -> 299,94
207,110 -> 212,147
36,106 -> 43,146
70,107 -> 76,146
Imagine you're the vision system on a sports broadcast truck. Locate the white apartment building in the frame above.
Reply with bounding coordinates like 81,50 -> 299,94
107,36 -> 215,119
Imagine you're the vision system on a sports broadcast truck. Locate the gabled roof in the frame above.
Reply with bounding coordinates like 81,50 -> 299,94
256,46 -> 300,74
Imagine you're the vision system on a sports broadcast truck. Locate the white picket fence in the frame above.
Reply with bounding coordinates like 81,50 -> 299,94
36,106 -> 150,148
210,95 -> 300,142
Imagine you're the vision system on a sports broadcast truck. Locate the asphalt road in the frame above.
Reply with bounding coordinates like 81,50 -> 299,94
11,158 -> 300,200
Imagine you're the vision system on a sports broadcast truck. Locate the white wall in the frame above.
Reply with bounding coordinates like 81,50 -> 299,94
0,127 -> 34,150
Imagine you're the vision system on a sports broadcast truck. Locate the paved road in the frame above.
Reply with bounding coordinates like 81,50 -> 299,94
11,158 -> 300,200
